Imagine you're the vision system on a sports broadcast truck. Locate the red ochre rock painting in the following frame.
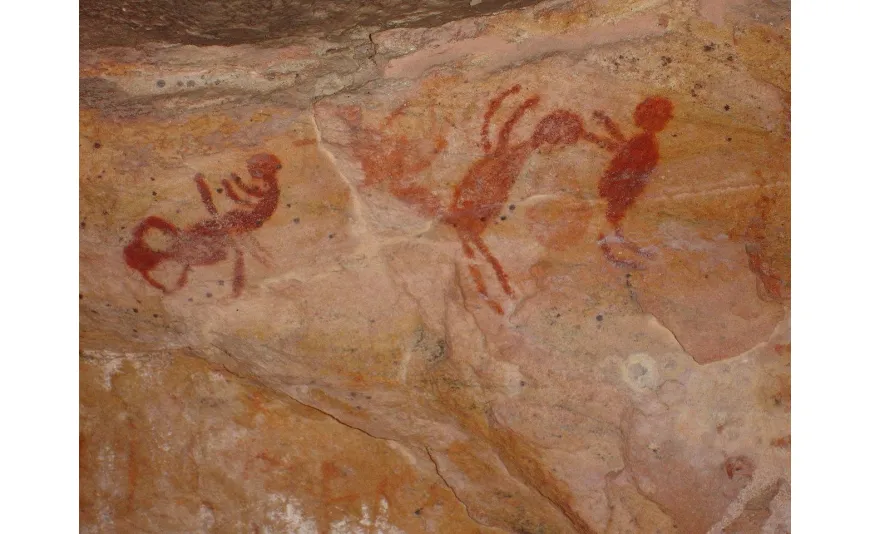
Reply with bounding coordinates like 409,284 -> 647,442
353,86 -> 675,314
123,153 -> 282,297
587,96 -> 675,269
444,86 -> 589,315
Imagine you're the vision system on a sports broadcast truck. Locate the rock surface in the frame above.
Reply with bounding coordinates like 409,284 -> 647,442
80,0 -> 542,49
80,0 -> 791,532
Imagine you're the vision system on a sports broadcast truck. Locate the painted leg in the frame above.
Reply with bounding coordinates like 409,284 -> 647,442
598,232 -> 644,270
174,265 -> 191,292
459,232 -> 476,259
458,231 -> 503,313
616,227 -> 656,259
244,236 -> 273,267
141,270 -> 169,293
467,264 -> 504,315
469,233 -> 514,297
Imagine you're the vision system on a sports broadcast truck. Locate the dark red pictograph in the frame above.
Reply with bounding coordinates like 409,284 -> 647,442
123,153 -> 282,297
582,97 -> 675,268
352,89 -> 675,309
444,85 -> 585,314
354,85 -> 585,314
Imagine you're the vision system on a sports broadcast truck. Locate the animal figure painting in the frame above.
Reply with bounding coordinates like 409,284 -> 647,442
123,153 -> 282,297
355,85 -> 586,314
354,85 -> 673,314
352,89 -> 675,312
445,86 -> 586,314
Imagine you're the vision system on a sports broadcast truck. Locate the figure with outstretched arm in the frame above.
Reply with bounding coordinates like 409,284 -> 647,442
581,96 -> 674,268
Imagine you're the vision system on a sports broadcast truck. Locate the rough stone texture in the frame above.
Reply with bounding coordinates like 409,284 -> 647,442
80,0 -> 790,532
81,351 -> 497,532
80,0 -> 542,49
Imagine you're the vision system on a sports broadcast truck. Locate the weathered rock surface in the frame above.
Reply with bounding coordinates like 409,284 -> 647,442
80,0 -> 543,49
80,0 -> 790,532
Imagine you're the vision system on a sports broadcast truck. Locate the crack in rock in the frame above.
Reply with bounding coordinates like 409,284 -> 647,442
424,447 -> 493,530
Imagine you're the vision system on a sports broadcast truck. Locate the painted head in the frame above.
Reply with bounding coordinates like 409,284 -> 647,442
633,96 -> 674,133
247,153 -> 282,182
531,110 -> 584,149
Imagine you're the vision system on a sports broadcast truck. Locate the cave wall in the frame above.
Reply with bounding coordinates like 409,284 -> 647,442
80,1 -> 791,532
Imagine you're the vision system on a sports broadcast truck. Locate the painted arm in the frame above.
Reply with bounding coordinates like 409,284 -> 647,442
580,129 -> 620,152
592,111 -> 626,142
194,174 -> 219,216
230,173 -> 266,197
221,178 -> 254,206
481,85 -> 522,153
497,96 -> 540,150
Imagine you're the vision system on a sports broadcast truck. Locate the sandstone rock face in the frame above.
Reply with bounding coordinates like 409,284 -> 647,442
80,1 -> 790,532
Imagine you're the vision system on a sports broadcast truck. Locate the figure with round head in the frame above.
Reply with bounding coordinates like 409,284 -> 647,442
352,85 -> 587,315
445,86 -> 586,314
578,96 -> 675,269
634,96 -> 674,133
247,153 -> 283,182
124,152 -> 283,297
